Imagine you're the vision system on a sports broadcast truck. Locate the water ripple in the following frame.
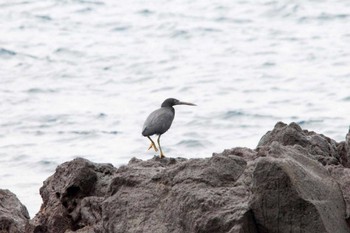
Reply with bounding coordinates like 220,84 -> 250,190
0,48 -> 16,56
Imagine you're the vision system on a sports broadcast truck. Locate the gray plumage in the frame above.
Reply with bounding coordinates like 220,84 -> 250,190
142,98 -> 196,158
142,107 -> 175,136
142,99 -> 177,136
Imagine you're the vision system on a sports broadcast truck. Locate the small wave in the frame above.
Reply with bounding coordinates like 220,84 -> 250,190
176,139 -> 204,148
41,116 -> 60,123
36,160 -> 58,172
195,27 -> 222,33
112,26 -> 131,32
243,89 -> 266,93
137,9 -> 154,16
262,62 -> 276,67
0,1 -> 30,7
299,13 -> 350,23
21,129 -> 116,136
296,119 -> 323,126
264,3 -> 300,18
71,130 -> 94,135
37,160 -> 56,166
26,88 -> 58,93
35,15 -> 52,21
223,110 -> 277,120
224,110 -> 245,118
76,0 -> 104,5
170,29 -> 190,38
97,113 -> 107,118
342,96 -> 350,101
56,130 -> 118,135
0,48 -> 16,56
317,13 -> 349,20
76,7 -> 93,13
254,51 -> 277,56
214,17 -> 252,24
54,48 -> 83,56
102,130 -> 118,135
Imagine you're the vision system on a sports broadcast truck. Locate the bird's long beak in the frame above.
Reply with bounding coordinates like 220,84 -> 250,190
177,101 -> 196,106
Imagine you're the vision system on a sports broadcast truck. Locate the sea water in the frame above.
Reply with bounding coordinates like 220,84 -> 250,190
1,0 -> 349,217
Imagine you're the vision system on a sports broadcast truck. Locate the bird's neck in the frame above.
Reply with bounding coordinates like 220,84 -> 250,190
162,106 -> 175,113
161,102 -> 173,107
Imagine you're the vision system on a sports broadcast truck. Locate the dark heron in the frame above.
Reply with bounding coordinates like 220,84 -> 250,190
142,98 -> 196,158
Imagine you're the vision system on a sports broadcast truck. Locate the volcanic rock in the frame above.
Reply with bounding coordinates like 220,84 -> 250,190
23,122 -> 350,232
0,189 -> 29,233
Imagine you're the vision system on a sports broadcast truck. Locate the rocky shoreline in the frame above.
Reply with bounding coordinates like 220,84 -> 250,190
1,122 -> 350,233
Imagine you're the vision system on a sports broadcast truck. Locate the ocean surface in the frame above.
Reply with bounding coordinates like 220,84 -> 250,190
1,0 -> 349,217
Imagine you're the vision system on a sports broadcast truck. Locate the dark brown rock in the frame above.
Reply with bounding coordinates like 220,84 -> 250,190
251,143 -> 349,233
258,122 -> 342,166
22,122 -> 350,232
338,129 -> 350,167
328,166 -> 350,225
100,154 -> 254,233
29,155 -> 256,233
0,189 -> 29,233
30,158 -> 115,233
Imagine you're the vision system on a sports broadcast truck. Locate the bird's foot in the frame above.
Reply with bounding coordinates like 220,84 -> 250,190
147,143 -> 158,152
160,153 -> 165,158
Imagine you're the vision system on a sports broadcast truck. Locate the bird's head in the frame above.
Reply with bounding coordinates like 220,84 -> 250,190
161,98 -> 196,107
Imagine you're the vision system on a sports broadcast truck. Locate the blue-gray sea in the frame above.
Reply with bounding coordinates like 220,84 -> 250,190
1,0 -> 350,217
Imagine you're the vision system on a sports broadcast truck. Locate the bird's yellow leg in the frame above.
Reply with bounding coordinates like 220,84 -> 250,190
157,135 -> 165,158
147,136 -> 158,152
